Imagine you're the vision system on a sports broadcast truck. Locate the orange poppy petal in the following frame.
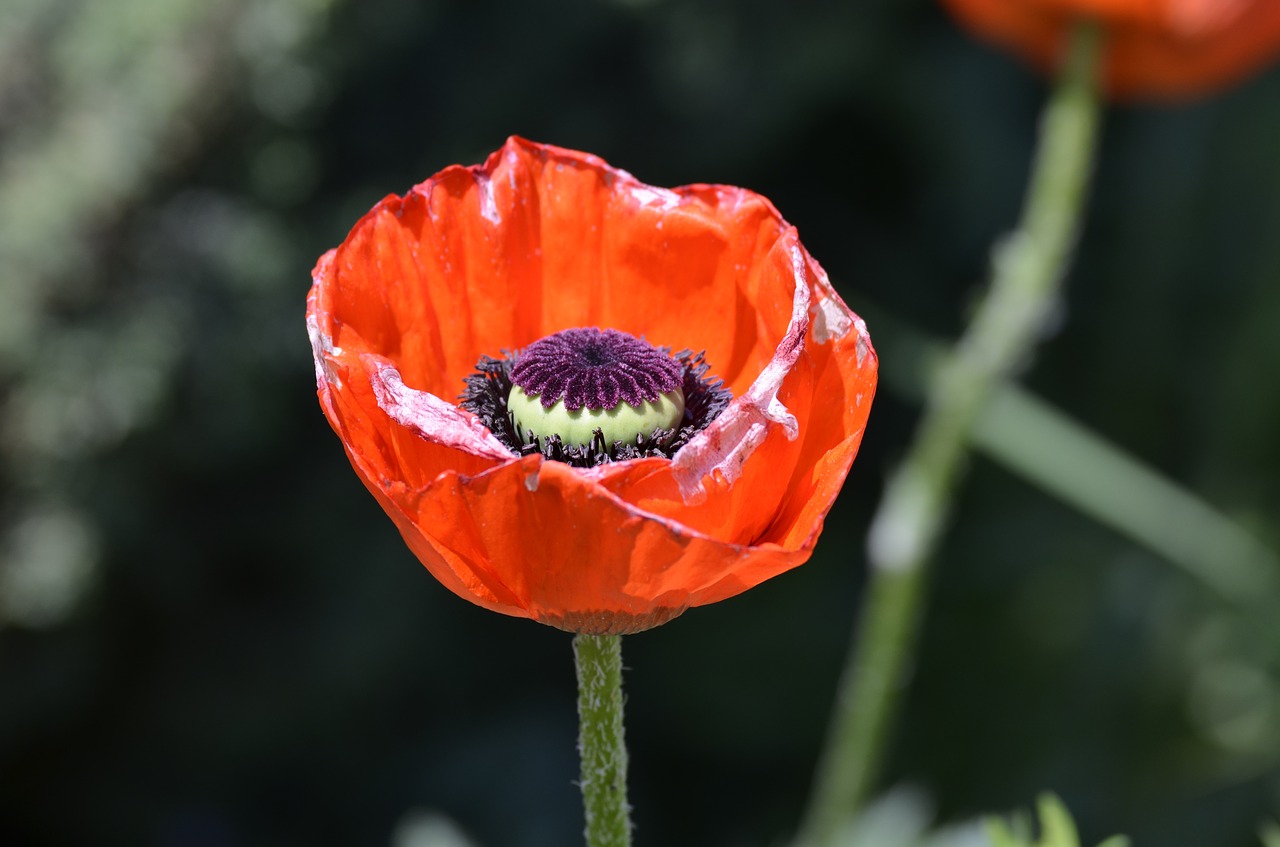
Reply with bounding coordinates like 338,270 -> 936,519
307,137 -> 878,633
941,0 -> 1280,99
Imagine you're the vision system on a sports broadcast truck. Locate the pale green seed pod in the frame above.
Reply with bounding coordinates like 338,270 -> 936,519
508,384 -> 685,449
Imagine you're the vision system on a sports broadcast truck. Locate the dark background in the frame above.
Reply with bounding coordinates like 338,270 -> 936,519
2,0 -> 1278,845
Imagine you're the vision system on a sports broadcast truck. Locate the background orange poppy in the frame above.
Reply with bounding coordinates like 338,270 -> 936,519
940,0 -> 1280,97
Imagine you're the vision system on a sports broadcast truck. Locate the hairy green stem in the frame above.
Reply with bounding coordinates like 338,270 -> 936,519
797,22 -> 1104,846
574,633 -> 631,847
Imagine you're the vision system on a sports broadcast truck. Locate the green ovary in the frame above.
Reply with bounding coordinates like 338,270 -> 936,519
508,384 -> 685,449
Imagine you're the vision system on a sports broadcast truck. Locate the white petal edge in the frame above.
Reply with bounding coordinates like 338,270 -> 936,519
309,293 -> 513,461
368,361 -> 515,461
670,242 -> 817,505
307,309 -> 344,390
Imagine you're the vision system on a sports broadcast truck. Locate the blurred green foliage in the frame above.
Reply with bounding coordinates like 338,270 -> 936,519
1,0 -> 1278,845
986,795 -> 1128,847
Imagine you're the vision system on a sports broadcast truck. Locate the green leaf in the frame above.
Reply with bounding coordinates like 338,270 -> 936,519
1260,820 -> 1280,847
1035,795 -> 1080,847
983,794 -> 1129,847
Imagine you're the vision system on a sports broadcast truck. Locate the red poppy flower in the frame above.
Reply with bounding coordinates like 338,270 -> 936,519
306,137 -> 877,634
940,0 -> 1280,98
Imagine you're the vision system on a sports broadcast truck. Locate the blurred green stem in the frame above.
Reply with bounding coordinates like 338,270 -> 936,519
798,22 -> 1104,846
854,296 -> 1280,608
574,633 -> 631,847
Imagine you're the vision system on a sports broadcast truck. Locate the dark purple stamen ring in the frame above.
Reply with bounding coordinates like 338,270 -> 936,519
509,327 -> 684,410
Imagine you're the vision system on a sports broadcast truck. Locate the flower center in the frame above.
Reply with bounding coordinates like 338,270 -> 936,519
459,331 -> 732,468
507,328 -> 685,449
